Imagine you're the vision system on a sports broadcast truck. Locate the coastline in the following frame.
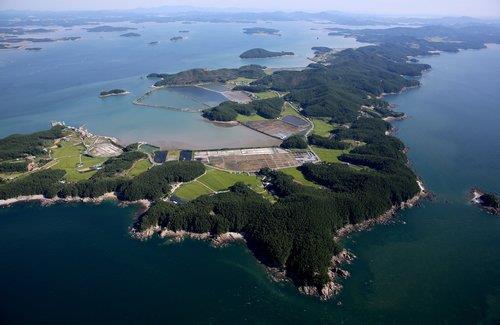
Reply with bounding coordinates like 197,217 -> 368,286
0,192 -> 150,211
303,179 -> 431,300
468,187 -> 500,215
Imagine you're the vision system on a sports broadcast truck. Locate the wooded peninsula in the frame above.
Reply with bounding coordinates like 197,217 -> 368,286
2,24 -> 499,299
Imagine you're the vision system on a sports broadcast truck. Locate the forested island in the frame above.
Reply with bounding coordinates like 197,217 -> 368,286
240,48 -> 294,59
99,89 -> 129,97
2,23 -> 499,299
147,65 -> 265,87
471,188 -> 500,215
120,32 -> 141,37
243,27 -> 281,35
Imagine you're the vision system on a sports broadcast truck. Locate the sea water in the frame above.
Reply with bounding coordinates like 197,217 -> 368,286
0,21 -> 364,149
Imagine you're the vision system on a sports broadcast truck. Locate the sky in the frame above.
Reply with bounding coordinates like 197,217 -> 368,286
1,0 -> 500,18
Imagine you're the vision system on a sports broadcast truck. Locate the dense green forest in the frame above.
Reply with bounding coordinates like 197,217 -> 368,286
147,65 -> 265,87
0,160 -> 204,201
92,150 -> 147,178
280,135 -> 308,149
239,48 -> 294,59
0,126 -> 64,161
203,97 -> 284,121
0,161 -> 28,173
307,134 -> 349,150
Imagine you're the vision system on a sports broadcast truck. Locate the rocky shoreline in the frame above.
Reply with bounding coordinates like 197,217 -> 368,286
306,180 -> 431,301
0,192 -> 150,211
469,187 -> 500,215
130,179 -> 430,301
131,225 -> 245,247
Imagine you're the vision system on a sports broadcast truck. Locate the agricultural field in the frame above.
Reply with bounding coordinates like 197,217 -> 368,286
311,118 -> 334,137
227,77 -> 256,85
236,113 -> 266,123
173,167 -> 267,201
311,146 -> 348,163
50,139 -> 107,182
254,91 -> 278,100
281,102 -> 302,117
125,159 -> 151,177
280,167 -> 319,187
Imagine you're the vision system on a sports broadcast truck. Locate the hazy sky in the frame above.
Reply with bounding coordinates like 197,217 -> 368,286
1,0 -> 500,18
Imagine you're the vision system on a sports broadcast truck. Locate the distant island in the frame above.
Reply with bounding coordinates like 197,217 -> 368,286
0,36 -> 80,50
99,89 -> 129,97
179,30 -> 190,33
86,26 -> 137,33
147,65 -> 265,86
243,27 -> 281,36
120,32 -> 141,37
149,41 -> 159,45
170,36 -> 184,42
470,188 -> 500,215
240,48 -> 294,59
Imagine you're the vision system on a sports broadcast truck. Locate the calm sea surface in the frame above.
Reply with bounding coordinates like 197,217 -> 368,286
0,22 -> 499,323
0,21 -> 364,149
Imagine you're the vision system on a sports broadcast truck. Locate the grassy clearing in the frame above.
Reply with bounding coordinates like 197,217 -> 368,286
228,77 -> 256,85
50,140 -> 107,182
312,118 -> 334,137
126,159 -> 151,177
254,91 -> 278,100
311,146 -> 348,163
281,102 -> 302,117
167,150 -> 180,161
0,172 -> 24,181
236,114 -> 266,123
200,168 -> 262,191
280,167 -> 319,187
174,168 -> 267,201
174,181 -> 213,200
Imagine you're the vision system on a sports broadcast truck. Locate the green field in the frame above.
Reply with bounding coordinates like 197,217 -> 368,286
311,146 -> 348,163
0,172 -> 24,181
312,118 -> 334,137
174,168 -> 267,201
50,140 -> 107,182
254,91 -> 278,99
126,159 -> 151,177
174,181 -> 213,200
281,102 -> 302,117
228,77 -> 256,85
236,114 -> 266,123
280,167 -> 319,187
